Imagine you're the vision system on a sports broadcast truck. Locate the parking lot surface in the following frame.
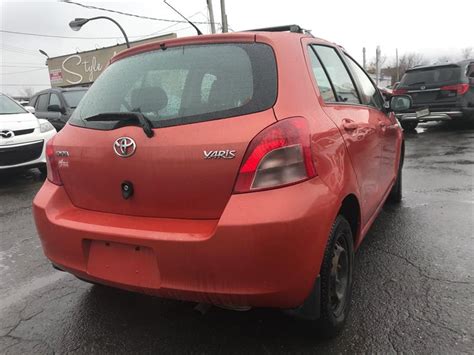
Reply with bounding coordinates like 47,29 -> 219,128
1,121 -> 473,354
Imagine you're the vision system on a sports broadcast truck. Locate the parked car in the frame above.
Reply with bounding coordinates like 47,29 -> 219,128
29,87 -> 88,131
33,25 -> 410,337
393,60 -> 474,130
0,93 -> 56,173
16,99 -> 30,107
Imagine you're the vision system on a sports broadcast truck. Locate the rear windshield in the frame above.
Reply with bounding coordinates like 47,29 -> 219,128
400,66 -> 461,88
63,90 -> 87,108
69,43 -> 277,129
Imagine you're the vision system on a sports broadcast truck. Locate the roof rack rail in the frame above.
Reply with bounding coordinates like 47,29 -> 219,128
245,24 -> 305,33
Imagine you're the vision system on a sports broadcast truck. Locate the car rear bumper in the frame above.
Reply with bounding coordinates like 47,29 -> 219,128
396,111 -> 463,122
397,106 -> 474,122
33,178 -> 338,309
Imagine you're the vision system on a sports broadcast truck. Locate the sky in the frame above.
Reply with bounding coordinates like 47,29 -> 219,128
1,0 -> 472,96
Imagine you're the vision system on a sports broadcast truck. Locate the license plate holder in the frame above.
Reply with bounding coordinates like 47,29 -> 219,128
416,108 -> 430,118
87,241 -> 160,288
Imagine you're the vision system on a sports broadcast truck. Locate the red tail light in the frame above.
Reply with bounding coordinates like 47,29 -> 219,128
233,117 -> 317,193
45,138 -> 63,186
392,88 -> 408,95
441,83 -> 469,95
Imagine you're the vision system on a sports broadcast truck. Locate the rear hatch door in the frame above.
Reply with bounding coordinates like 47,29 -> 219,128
55,41 -> 278,219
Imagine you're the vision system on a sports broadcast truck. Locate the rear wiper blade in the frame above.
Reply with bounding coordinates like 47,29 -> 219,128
84,112 -> 154,138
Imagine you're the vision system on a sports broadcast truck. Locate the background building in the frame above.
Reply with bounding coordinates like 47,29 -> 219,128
45,33 -> 176,88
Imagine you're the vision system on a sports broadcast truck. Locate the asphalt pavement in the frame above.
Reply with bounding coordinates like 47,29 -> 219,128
1,121 -> 473,354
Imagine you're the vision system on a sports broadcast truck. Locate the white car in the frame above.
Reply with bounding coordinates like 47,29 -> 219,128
0,93 -> 56,173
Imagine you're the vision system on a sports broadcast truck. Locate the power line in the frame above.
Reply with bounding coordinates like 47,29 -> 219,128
137,9 -> 207,39
60,0 -> 219,26
2,43 -> 42,57
1,48 -> 43,57
1,68 -> 47,75
2,43 -> 37,52
0,7 -> 211,45
0,29 -> 154,40
0,84 -> 50,87
0,20 -> 201,41
0,62 -> 43,66
0,65 -> 45,68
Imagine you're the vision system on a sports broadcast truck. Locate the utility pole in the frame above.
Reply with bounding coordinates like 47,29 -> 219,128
207,0 -> 216,34
220,0 -> 228,33
362,47 -> 366,70
396,48 -> 400,82
375,45 -> 381,86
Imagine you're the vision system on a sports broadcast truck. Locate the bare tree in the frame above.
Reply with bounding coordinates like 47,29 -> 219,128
436,56 -> 452,64
20,87 -> 35,98
394,53 -> 427,77
461,47 -> 473,60
366,55 -> 387,74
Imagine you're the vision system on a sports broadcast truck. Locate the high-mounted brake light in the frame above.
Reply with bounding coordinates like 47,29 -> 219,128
233,117 -> 316,193
392,88 -> 408,95
441,83 -> 469,95
45,137 -> 63,186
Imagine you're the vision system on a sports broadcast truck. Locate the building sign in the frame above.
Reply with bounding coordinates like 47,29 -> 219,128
46,33 -> 176,87
49,69 -> 63,84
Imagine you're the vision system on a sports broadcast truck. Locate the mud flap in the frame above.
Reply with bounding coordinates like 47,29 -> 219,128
283,276 -> 321,320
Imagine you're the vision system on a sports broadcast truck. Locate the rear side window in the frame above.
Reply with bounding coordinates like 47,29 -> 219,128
344,54 -> 384,109
307,48 -> 336,102
400,66 -> 461,87
36,94 -> 49,112
312,45 -> 360,104
70,43 -> 277,129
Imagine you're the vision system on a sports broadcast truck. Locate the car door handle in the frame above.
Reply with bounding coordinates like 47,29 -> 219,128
342,119 -> 358,131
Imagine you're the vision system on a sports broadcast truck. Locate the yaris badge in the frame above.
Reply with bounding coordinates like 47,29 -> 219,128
114,137 -> 136,158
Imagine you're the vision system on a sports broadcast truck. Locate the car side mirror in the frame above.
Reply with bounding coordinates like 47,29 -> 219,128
387,95 -> 412,112
24,106 -> 35,114
48,104 -> 65,114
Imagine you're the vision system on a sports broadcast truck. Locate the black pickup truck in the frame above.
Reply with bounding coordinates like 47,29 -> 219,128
393,60 -> 474,130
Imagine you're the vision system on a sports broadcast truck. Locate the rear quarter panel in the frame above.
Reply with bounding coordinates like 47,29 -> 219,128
258,34 -> 363,243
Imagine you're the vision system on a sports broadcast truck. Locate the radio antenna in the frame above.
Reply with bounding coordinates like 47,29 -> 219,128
163,0 -> 203,35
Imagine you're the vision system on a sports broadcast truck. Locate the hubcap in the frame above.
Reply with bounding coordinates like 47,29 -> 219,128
329,235 -> 349,316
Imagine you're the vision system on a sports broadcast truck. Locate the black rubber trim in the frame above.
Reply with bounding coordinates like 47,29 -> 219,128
283,276 -> 321,320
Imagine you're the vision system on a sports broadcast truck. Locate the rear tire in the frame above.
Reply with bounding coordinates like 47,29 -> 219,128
388,154 -> 403,204
400,120 -> 418,131
315,215 -> 354,338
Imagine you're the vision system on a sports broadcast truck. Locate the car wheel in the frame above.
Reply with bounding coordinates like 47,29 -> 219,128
400,121 -> 418,131
316,215 -> 354,338
388,161 -> 402,203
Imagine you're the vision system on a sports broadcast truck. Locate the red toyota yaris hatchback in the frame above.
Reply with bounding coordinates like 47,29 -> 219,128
33,25 -> 410,336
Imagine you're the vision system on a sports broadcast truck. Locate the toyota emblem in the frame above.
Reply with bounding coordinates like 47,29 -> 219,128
0,130 -> 14,139
420,85 -> 426,90
113,137 -> 136,158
